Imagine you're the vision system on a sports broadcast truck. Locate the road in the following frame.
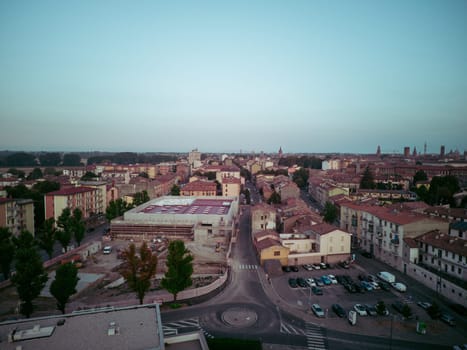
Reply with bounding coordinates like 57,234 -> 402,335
160,203 -> 460,349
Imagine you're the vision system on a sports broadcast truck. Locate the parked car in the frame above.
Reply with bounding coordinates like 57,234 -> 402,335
297,277 -> 307,288
306,278 -> 316,288
417,301 -> 432,310
392,301 -> 413,319
365,304 -> 377,316
361,251 -> 373,258
321,275 -> 332,285
312,286 -> 323,295
441,313 -> 456,326
319,262 -> 327,269
315,278 -> 324,287
303,264 -> 314,271
312,303 -> 325,318
288,278 -> 298,288
332,304 -> 346,318
291,265 -> 299,272
282,266 -> 291,273
354,304 -> 368,316
370,281 -> 380,290
361,281 -> 373,291
103,246 -> 112,254
338,261 -> 350,269
312,263 -> 321,270
391,282 -> 407,292
379,281 -> 391,291
336,275 -> 345,284
328,274 -> 338,284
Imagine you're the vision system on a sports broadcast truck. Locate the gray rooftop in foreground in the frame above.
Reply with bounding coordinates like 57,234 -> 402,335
0,305 -> 163,350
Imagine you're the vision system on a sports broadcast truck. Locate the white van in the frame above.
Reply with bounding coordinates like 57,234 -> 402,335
377,271 -> 395,283
103,246 -> 112,254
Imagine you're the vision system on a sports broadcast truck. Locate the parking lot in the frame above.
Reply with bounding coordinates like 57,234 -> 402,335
270,259 -> 466,343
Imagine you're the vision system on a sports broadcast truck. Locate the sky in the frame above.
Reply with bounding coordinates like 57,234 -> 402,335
0,0 -> 466,154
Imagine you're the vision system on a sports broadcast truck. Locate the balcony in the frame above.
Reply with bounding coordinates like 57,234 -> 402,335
390,238 -> 400,246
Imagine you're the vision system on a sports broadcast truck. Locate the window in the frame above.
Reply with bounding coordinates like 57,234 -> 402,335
451,265 -> 454,272
445,250 -> 448,257
458,267 -> 461,274
452,252 -> 455,259
274,251 -> 280,256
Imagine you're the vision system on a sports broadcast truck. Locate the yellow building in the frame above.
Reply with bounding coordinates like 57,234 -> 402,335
254,230 -> 289,266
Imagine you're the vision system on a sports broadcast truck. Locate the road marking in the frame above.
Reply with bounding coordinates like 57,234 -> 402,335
280,321 -> 305,335
162,318 -> 200,337
305,323 -> 327,350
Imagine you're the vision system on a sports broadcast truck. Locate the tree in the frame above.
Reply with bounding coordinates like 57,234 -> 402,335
161,240 -> 194,302
71,208 -> 86,246
120,242 -> 158,304
375,300 -> 387,316
36,218 -> 57,259
267,191 -> 281,204
6,152 -> 36,166
50,262 -> 79,313
427,302 -> 441,319
62,153 -> 82,166
170,184 -> 180,196
323,201 -> 338,223
7,168 -> 26,178
133,191 -> 150,206
401,304 -> 413,319
292,168 -> 309,189
413,170 -> 428,184
0,227 -> 15,279
428,175 -> 460,206
11,231 -> 48,317
27,167 -> 43,180
39,152 -> 61,166
56,208 -> 73,252
106,198 -> 131,221
360,166 -> 376,189
80,171 -> 98,181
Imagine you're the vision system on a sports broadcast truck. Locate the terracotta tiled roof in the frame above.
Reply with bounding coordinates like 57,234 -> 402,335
404,237 -> 418,249
415,230 -> 467,256
182,180 -> 216,192
46,186 -> 95,196
310,223 -> 340,235
255,237 -> 283,251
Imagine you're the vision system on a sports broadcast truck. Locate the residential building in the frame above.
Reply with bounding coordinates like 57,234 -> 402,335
0,198 -> 35,236
181,180 -> 217,196
79,180 -> 108,212
45,187 -> 100,222
251,203 -> 276,234
254,230 -> 289,266
188,149 -> 202,173
222,177 -> 241,198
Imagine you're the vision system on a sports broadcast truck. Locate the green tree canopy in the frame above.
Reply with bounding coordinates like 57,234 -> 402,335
80,171 -> 98,181
267,191 -> 281,204
428,175 -> 460,206
71,208 -> 86,246
11,231 -> 48,317
0,227 -> 15,279
62,153 -> 82,166
50,262 -> 79,313
27,167 -> 43,180
36,217 -> 57,259
39,152 -> 62,166
161,240 -> 194,302
56,208 -> 73,251
120,242 -> 158,304
133,191 -> 150,206
292,168 -> 309,189
106,198 -> 132,221
413,170 -> 428,184
323,202 -> 338,223
170,184 -> 181,196
360,166 -> 376,189
7,168 -> 26,178
6,152 -> 37,166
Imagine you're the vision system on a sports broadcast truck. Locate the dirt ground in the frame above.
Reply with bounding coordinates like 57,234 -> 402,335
0,238 -> 228,321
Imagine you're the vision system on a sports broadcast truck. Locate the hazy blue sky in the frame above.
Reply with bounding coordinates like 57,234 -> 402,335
1,0 -> 466,154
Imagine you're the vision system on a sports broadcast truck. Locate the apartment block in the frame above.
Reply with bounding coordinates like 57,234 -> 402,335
0,198 -> 35,236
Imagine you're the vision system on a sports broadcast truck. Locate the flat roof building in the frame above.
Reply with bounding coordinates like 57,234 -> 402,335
111,196 -> 238,243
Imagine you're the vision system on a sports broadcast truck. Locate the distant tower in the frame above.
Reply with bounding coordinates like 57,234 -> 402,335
413,147 -> 417,157
188,148 -> 201,174
376,145 -> 381,157
424,142 -> 427,155
440,145 -> 445,157
278,146 -> 283,158
404,147 -> 410,158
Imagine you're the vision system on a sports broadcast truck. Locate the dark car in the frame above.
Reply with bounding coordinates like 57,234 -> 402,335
312,286 -> 323,295
297,277 -> 307,288
282,266 -> 291,273
379,281 -> 391,291
291,265 -> 299,272
441,313 -> 456,326
288,278 -> 298,288
338,261 -> 350,269
361,251 -> 373,258
392,301 -> 413,319
332,304 -> 346,318
365,304 -> 377,316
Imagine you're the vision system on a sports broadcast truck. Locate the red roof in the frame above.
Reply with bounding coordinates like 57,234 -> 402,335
182,180 -> 216,192
311,223 -> 340,235
46,187 -> 95,196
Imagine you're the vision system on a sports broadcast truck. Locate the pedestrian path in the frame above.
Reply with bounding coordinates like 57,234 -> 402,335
280,320 -> 306,335
305,323 -> 327,350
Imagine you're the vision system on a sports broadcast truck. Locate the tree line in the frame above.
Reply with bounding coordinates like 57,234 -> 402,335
0,152 -> 82,167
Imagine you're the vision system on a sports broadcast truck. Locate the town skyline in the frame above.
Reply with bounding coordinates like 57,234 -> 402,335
1,1 -> 466,154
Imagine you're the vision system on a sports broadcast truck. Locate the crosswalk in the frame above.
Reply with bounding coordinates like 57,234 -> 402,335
234,263 -> 258,270
280,321 -> 306,335
162,318 -> 215,339
305,323 -> 327,350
